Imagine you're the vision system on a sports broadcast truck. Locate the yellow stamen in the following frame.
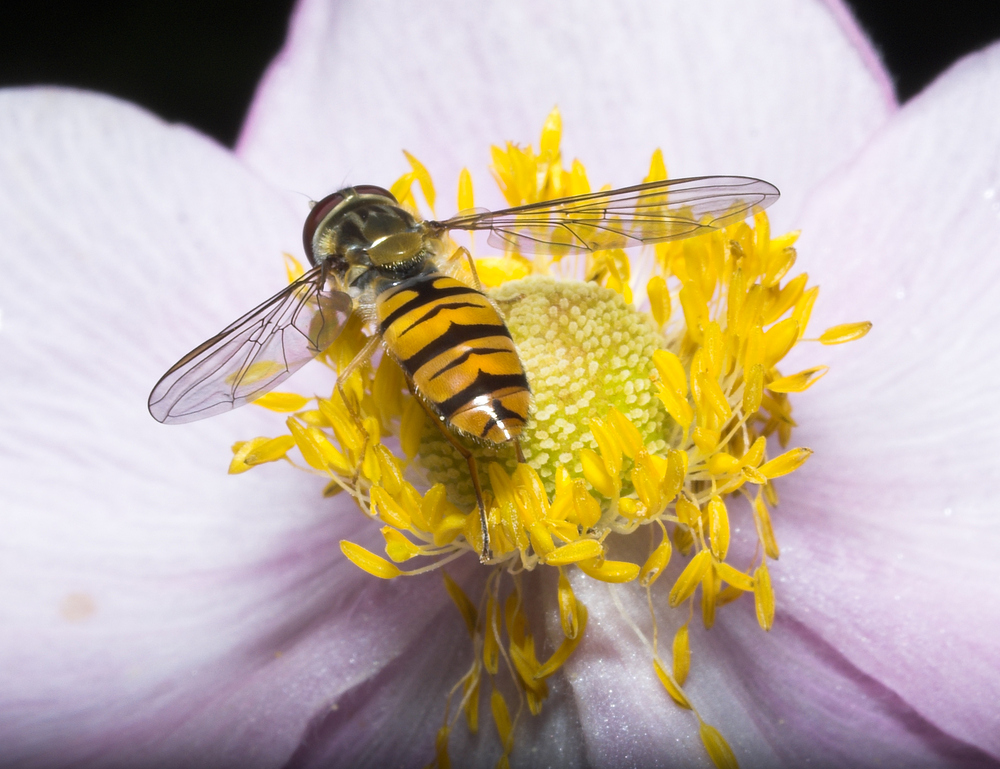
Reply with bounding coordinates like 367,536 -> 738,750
231,109 -> 871,769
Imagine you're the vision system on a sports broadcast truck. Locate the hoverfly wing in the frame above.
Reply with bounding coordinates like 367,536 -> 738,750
439,176 -> 779,255
148,266 -> 353,424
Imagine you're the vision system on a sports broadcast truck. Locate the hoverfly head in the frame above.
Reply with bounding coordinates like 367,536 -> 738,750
302,185 -> 418,272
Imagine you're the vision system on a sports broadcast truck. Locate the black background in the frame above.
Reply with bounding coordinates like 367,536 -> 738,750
1,1 -> 999,148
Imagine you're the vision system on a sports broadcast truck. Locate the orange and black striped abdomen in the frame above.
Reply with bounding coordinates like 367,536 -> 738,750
376,273 -> 530,444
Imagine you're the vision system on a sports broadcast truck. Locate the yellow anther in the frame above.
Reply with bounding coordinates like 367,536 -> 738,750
647,275 -> 672,327
759,447 -> 813,479
382,527 -> 421,563
544,539 -> 604,566
639,536 -> 672,587
653,657 -> 691,709
754,560 -> 775,630
252,392 -> 311,412
230,435 -> 295,473
669,549 -> 711,607
767,366 -> 829,393
340,540 -> 402,579
820,320 -> 872,344
707,496 -> 730,560
699,721 -> 739,769
576,557 -> 640,583
672,623 -> 690,685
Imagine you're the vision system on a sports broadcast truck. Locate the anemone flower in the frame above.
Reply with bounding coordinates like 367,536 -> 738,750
2,1 -> 999,768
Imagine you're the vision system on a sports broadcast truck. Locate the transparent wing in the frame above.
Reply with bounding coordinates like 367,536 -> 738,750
438,176 -> 779,254
148,266 -> 353,424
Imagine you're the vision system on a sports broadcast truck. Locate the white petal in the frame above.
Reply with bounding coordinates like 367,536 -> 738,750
0,88 -> 456,765
774,40 -> 1000,758
238,0 -> 893,228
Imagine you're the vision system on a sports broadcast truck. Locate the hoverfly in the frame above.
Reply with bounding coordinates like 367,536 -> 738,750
148,176 -> 779,560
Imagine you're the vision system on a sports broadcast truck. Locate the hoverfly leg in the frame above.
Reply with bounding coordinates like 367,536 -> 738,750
413,394 -> 494,563
514,438 -> 526,465
451,246 -> 483,292
335,334 -> 382,485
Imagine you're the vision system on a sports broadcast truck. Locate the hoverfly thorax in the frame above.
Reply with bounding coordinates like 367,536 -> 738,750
303,186 -> 426,278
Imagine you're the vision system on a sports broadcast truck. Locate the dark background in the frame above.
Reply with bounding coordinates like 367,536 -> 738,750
1,1 -> 999,148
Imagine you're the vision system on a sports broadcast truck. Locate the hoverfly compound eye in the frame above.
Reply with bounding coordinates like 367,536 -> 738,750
302,191 -> 346,265
352,185 -> 397,202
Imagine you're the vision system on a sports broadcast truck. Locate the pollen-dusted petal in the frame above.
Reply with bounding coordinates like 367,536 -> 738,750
544,539 -> 604,566
340,540 -> 403,579
252,392 -> 312,412
653,657 -> 691,710
753,561 -> 775,631
819,320 -> 873,344
699,721 -> 739,769
576,558 -> 640,583
669,549 -> 711,607
759,447 -> 813,479
767,366 -> 829,393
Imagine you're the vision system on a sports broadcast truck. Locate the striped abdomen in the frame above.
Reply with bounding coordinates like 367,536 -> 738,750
376,273 -> 530,444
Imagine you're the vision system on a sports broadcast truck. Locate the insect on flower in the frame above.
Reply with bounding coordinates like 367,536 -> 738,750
147,177 -> 778,559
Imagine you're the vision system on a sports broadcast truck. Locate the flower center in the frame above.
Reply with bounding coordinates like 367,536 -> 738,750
415,276 -> 670,505
229,108 -> 873,769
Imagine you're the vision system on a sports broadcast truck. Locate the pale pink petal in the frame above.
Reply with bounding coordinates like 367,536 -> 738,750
0,88 -> 472,766
779,39 -> 1000,758
555,40 -> 1000,769
238,0 -> 893,229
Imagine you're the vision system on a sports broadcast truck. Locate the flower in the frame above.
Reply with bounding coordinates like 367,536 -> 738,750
2,2 -> 999,768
